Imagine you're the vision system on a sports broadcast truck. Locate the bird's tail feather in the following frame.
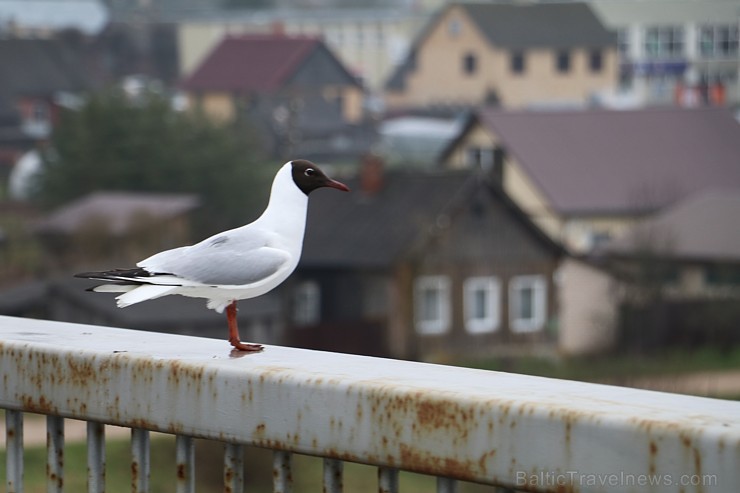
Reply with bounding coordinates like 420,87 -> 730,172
116,285 -> 178,308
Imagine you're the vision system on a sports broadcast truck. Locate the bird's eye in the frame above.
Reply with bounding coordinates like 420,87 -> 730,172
304,168 -> 315,177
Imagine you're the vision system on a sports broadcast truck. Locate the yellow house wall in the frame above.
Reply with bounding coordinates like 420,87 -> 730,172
187,92 -> 235,122
386,5 -> 617,108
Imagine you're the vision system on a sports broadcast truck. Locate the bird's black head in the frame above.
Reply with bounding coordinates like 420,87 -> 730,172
290,159 -> 350,195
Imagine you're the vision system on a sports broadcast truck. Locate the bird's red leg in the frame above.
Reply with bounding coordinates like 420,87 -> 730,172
226,301 -> 263,352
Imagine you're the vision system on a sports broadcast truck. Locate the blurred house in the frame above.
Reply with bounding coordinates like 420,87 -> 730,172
590,0 -> 740,106
175,7 -> 427,93
287,159 -> 563,360
573,190 -> 740,352
35,191 -> 199,268
180,33 -> 371,162
0,38 -> 92,190
384,2 -> 618,110
440,106 -> 740,254
603,189 -> 740,299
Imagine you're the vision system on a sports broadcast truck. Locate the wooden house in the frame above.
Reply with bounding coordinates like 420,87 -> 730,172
287,159 -> 563,360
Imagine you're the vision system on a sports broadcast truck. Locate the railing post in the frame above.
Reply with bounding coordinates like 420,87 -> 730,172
224,443 -> 245,493
378,467 -> 398,493
272,451 -> 293,493
323,458 -> 343,493
47,415 -> 64,493
87,421 -> 106,493
6,410 -> 23,493
176,435 -> 195,493
437,477 -> 457,493
131,428 -> 150,493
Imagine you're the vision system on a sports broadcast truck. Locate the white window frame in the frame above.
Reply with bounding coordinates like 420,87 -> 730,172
464,277 -> 501,334
414,276 -> 451,335
293,280 -> 321,326
509,275 -> 547,333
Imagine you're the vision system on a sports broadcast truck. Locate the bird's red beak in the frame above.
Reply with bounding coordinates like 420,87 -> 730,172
326,179 -> 350,192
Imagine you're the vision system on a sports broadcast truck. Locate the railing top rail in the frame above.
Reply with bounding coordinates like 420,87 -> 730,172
1,315 -> 739,492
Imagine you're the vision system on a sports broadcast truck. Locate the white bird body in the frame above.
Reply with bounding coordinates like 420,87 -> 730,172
77,160 -> 349,351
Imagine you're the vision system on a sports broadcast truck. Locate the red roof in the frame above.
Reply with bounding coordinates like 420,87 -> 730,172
181,34 -> 321,93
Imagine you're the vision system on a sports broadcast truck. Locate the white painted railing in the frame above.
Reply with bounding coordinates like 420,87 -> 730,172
1,315 -> 739,492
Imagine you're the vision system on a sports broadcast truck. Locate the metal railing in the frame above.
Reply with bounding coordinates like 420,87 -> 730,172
1,314 -> 739,492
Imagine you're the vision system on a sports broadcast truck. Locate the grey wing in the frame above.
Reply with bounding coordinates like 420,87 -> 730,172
138,230 -> 291,286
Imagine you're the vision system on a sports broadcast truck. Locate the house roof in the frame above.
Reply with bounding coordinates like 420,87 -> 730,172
603,190 -> 740,262
181,34 -> 357,93
0,38 -> 91,97
36,191 -> 199,236
465,106 -> 740,215
385,2 -> 614,91
460,2 -> 615,50
301,168 -> 560,269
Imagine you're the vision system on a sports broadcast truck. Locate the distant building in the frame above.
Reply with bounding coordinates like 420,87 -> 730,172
175,7 -> 427,92
0,0 -> 109,37
440,106 -> 740,253
384,2 -> 618,110
180,34 -> 371,161
0,38 -> 92,192
590,0 -> 740,106
35,191 -> 199,268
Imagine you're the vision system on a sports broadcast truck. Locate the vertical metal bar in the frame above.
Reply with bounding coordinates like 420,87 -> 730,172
272,451 -> 293,493
131,428 -> 150,493
47,415 -> 64,493
87,421 -> 106,493
6,410 -> 24,493
437,477 -> 458,493
377,467 -> 398,493
175,435 -> 195,493
223,443 -> 244,493
323,458 -> 343,493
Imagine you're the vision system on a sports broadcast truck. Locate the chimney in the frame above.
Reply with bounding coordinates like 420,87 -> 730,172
359,154 -> 385,195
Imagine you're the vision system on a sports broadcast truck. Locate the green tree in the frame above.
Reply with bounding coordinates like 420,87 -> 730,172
33,89 -> 273,236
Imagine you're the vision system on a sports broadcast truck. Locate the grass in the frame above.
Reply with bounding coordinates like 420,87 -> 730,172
456,346 -> 740,385
0,429 -> 496,493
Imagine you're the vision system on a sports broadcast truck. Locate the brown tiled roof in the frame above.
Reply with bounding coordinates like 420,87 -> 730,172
180,34 -> 320,93
476,107 -> 740,215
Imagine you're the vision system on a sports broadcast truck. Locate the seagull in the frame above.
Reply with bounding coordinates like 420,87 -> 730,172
75,159 -> 349,352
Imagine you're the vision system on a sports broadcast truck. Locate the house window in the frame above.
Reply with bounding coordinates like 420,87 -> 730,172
31,101 -> 50,123
510,51 -> 525,74
509,275 -> 547,333
465,147 -> 494,169
644,26 -> 684,58
463,53 -> 477,75
448,18 -> 461,38
293,280 -> 320,326
589,49 -> 603,72
555,50 -> 571,73
414,276 -> 451,334
464,277 -> 500,334
617,28 -> 630,56
699,25 -> 739,58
